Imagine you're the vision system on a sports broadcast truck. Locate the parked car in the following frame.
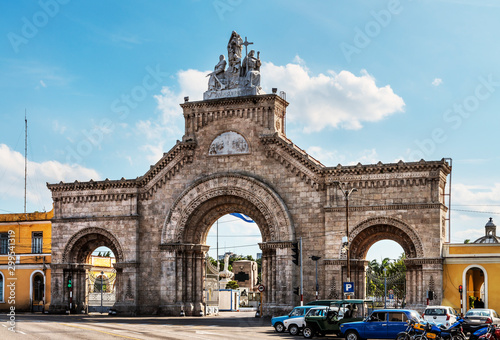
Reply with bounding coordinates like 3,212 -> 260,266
338,309 -> 423,340
272,306 -> 316,333
464,309 -> 500,328
423,305 -> 459,328
302,299 -> 374,338
284,306 -> 328,336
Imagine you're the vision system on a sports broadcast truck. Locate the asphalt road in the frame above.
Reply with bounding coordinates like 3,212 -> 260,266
0,311 -> 316,340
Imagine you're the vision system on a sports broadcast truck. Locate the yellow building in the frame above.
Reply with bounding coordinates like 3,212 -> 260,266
443,218 -> 500,314
0,210 -> 52,312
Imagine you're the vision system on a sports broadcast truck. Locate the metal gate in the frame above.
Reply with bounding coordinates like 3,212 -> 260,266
365,266 -> 406,308
87,269 -> 116,313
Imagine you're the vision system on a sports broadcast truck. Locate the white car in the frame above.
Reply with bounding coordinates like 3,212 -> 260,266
423,305 -> 459,328
284,306 -> 328,336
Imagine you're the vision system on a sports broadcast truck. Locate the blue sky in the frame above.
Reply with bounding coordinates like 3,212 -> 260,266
1,0 -> 500,261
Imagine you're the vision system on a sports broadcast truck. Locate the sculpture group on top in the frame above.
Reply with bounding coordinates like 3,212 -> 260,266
204,31 -> 264,100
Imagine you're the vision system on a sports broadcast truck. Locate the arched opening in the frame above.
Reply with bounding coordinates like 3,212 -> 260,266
348,217 -> 427,308
463,266 -> 487,311
87,246 -> 116,313
204,213 -> 262,312
160,173 -> 295,316
365,240 -> 406,308
31,271 -> 45,312
61,228 -> 123,314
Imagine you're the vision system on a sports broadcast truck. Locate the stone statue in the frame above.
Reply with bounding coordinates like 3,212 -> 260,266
241,50 -> 261,87
203,31 -> 264,100
219,253 -> 234,284
207,54 -> 226,91
227,31 -> 243,74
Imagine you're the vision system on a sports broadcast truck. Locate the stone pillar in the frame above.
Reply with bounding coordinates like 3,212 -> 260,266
48,266 -> 66,313
159,251 -> 177,314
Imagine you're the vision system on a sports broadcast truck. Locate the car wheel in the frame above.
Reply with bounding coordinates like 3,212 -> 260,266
274,322 -> 285,333
289,324 -> 300,336
346,330 -> 360,340
303,326 -> 315,339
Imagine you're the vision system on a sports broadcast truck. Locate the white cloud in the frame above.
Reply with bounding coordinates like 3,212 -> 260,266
261,60 -> 405,132
432,78 -> 443,86
136,69 -> 208,161
307,146 -> 379,166
143,60 -> 404,160
453,183 -> 500,207
40,80 -> 47,88
0,144 -> 100,212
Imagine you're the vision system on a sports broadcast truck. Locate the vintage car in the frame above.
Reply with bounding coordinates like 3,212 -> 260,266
302,299 -> 374,338
338,309 -> 423,340
272,306 -> 317,333
284,306 -> 328,335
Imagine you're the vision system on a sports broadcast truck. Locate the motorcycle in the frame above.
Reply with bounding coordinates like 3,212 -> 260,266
412,318 -> 466,340
478,324 -> 500,340
396,319 -> 425,340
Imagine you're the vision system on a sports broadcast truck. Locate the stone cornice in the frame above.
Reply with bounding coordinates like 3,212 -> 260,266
180,94 -> 289,110
159,243 -> 211,253
259,241 -> 295,250
325,203 -> 448,213
138,141 -> 197,188
405,257 -> 443,266
324,159 -> 451,181
47,141 -> 197,201
261,134 -> 324,189
51,214 -> 139,223
47,178 -> 137,192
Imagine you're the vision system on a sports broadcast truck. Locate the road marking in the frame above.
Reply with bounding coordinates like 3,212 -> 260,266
60,323 -> 142,340
18,331 -> 26,334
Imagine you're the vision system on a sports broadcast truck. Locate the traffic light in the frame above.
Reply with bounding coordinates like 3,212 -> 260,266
293,287 -> 300,296
292,242 -> 300,265
67,275 -> 72,288
458,285 -> 463,293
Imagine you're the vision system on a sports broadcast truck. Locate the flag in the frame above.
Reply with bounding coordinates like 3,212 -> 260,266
230,213 -> 255,223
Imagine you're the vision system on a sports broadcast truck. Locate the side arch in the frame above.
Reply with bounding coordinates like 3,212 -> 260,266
62,227 -> 124,263
161,172 -> 294,244
348,217 -> 424,259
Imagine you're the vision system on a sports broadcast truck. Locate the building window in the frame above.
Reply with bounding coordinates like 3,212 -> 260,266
0,233 -> 8,254
32,232 -> 43,254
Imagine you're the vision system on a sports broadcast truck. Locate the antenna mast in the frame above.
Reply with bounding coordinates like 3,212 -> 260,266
24,110 -> 28,220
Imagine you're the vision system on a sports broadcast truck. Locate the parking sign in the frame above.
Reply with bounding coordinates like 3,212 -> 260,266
343,282 -> 354,293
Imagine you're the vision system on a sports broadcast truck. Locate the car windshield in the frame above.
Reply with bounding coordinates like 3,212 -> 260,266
410,311 -> 424,321
466,310 -> 491,317
307,308 -> 326,317
425,308 -> 447,315
290,308 -> 304,317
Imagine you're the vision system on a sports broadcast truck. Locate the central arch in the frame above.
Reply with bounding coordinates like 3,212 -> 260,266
159,173 -> 296,315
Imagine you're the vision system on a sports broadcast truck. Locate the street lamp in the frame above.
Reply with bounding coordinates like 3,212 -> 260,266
335,182 -> 357,285
311,256 -> 321,300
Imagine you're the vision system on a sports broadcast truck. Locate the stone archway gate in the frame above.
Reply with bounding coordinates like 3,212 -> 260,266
48,65 -> 450,316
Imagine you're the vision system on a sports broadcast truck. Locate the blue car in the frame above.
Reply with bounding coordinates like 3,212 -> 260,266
272,306 -> 316,333
339,309 -> 422,340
